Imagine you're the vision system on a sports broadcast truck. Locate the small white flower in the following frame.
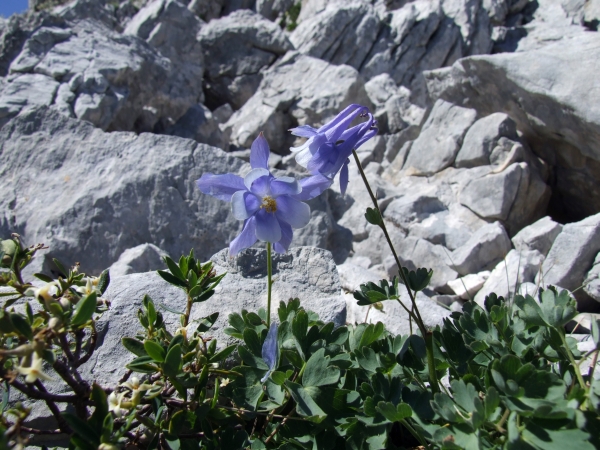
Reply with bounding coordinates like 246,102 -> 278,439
16,352 -> 54,384
108,391 -> 130,418
219,378 -> 231,388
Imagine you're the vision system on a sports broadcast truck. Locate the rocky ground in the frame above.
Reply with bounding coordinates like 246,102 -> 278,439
2,0 -> 600,368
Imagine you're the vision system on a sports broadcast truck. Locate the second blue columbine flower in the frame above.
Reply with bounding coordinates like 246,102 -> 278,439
290,104 -> 377,195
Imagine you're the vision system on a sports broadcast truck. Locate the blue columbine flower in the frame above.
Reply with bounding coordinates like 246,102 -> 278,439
261,321 -> 279,383
290,104 -> 378,195
197,133 -> 330,255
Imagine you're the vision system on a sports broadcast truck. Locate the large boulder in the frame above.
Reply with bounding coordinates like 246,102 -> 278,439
425,32 -> 600,221
197,9 -> 292,110
536,212 -> 600,309
289,1 -> 381,70
124,0 -> 206,109
2,18 -> 201,132
0,107 -> 246,274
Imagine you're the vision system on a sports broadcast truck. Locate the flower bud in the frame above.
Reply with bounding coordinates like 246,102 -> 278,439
48,317 -> 62,330
1,239 -> 17,268
59,297 -> 71,310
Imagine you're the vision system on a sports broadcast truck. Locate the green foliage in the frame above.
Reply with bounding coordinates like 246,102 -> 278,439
1,245 -> 598,449
280,2 -> 302,31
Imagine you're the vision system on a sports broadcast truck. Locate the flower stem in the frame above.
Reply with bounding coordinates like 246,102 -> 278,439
267,242 -> 273,327
351,149 -> 439,393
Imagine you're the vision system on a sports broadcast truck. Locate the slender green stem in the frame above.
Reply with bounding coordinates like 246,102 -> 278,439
267,242 -> 273,327
559,331 -> 586,391
400,419 -> 430,449
352,149 -> 439,393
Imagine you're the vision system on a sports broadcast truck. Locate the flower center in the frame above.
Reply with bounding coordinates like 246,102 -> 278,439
260,196 -> 277,213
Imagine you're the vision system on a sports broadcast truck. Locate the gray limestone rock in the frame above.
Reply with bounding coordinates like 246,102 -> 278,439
223,52 -> 372,152
198,9 -> 292,110
289,1 -> 381,70
0,74 -> 59,124
360,0 -> 463,106
459,163 -> 521,222
256,0 -> 296,21
124,0 -> 206,112
536,213 -> 600,307
475,248 -> 545,306
188,0 -> 225,21
163,103 -> 227,149
450,221 -> 511,276
403,99 -> 477,176
512,216 -> 563,256
447,270 -> 490,299
584,253 -> 600,302
425,33 -> 600,220
3,18 -> 201,132
0,107 -> 246,274
384,235 -> 458,293
337,262 -> 383,293
455,112 -> 518,168
109,243 -> 169,277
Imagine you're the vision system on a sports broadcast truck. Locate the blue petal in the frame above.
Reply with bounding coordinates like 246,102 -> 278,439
231,191 -> 260,220
295,175 -> 333,201
255,209 -> 282,242
275,196 -> 310,229
229,217 -> 258,255
270,177 -> 301,197
339,159 -> 350,196
260,322 -> 279,383
250,132 -> 270,170
196,173 -> 245,202
244,168 -> 271,191
306,142 -> 337,175
273,221 -> 293,254
321,104 -> 368,142
289,125 -> 318,138
250,174 -> 272,198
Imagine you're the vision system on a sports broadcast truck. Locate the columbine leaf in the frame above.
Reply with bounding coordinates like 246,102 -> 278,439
284,381 -> 326,421
376,401 -> 412,423
364,207 -> 383,226
302,348 -> 340,387
402,267 -> 433,292
353,278 -> 399,306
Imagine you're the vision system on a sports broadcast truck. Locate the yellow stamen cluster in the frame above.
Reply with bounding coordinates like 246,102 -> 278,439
260,196 -> 277,213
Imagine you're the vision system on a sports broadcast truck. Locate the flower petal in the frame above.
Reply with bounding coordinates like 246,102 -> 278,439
295,174 -> 333,201
339,159 -> 350,196
196,173 -> 245,202
273,221 -> 293,253
231,191 -> 260,220
229,217 -> 258,255
289,125 -> 318,138
250,132 -> 270,170
244,168 -> 271,191
270,177 -> 301,197
250,174 -> 272,198
255,209 -> 282,242
275,196 -> 311,229
261,322 -> 279,372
